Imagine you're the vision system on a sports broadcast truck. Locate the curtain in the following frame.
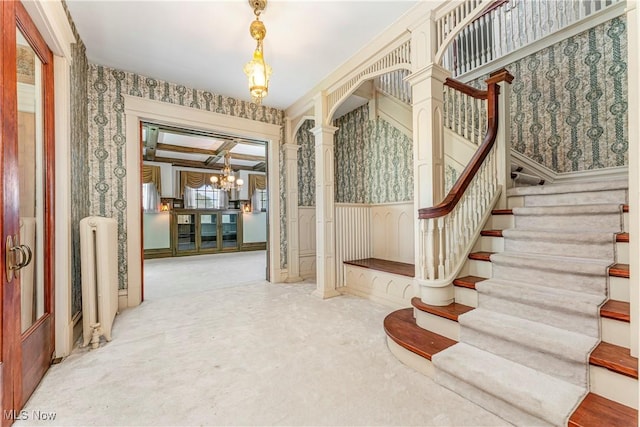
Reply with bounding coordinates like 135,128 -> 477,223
180,171 -> 216,197
142,165 -> 162,194
142,183 -> 161,212
248,174 -> 267,198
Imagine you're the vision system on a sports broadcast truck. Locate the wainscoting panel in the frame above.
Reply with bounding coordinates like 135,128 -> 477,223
371,202 -> 414,264
343,265 -> 414,308
298,207 -> 316,279
335,204 -> 372,287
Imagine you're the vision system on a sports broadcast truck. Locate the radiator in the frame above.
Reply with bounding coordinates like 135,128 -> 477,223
79,216 -> 119,348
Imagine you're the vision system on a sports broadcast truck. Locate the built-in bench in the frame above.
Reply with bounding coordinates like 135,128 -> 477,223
342,258 -> 415,308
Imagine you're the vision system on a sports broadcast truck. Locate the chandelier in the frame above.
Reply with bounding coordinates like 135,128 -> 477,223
210,153 -> 244,192
243,0 -> 272,104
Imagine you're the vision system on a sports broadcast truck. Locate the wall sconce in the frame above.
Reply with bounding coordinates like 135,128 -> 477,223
160,198 -> 172,212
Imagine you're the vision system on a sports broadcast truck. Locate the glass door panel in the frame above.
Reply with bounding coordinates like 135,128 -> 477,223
17,28 -> 44,333
221,213 -> 238,249
199,213 -> 218,249
176,213 -> 196,251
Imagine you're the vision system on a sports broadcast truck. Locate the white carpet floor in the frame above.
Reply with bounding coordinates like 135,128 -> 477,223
18,251 -> 508,426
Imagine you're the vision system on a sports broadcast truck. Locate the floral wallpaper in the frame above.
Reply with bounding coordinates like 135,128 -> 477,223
335,104 -> 413,204
297,119 -> 316,206
63,1 -> 90,316
296,105 -> 413,207
87,64 -> 285,288
469,17 -> 628,174
445,163 -> 460,194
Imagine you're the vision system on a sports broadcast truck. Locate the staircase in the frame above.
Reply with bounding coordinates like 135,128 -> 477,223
385,179 -> 638,425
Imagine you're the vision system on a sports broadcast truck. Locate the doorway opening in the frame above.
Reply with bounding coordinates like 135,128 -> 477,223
139,122 -> 270,301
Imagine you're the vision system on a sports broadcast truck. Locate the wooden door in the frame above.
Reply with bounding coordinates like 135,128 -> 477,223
0,2 -> 55,423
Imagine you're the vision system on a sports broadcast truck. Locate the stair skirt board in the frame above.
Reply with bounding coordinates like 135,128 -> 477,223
424,195 -> 627,425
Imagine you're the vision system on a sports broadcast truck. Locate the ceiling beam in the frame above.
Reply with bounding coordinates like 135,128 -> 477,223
154,156 -> 259,172
144,125 -> 159,160
156,143 -> 217,156
253,162 -> 266,171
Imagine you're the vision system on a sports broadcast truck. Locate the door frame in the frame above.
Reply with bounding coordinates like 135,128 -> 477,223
123,96 -> 283,309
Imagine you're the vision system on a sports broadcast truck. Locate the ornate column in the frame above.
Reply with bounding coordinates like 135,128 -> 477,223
311,92 -> 340,298
283,117 -> 302,282
406,14 -> 452,305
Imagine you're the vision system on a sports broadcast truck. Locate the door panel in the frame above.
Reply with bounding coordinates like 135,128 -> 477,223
1,1 -> 55,420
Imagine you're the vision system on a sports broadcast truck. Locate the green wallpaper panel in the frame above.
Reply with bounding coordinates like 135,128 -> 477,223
297,119 -> 316,207
87,64 -> 285,288
296,105 -> 413,207
63,1 -> 90,316
470,17 -> 628,173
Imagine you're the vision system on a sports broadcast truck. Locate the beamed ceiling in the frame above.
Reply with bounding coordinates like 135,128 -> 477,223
142,123 -> 267,172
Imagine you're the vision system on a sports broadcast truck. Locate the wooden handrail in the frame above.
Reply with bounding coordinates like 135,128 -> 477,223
444,78 -> 487,99
418,68 -> 514,220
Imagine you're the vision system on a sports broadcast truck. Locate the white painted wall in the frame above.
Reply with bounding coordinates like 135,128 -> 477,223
243,211 -> 267,243
143,212 -> 170,249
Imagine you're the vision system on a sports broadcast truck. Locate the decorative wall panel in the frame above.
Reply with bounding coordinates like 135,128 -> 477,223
63,1 -> 90,316
296,119 -> 316,206
334,104 -> 413,204
470,17 -> 628,174
87,64 -> 284,289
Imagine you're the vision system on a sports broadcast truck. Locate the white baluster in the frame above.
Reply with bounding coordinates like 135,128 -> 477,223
426,218 -> 436,281
420,219 -> 427,279
437,217 -> 445,279
445,214 -> 453,275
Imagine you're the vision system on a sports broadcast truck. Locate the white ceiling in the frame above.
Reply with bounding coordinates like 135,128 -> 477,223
65,0 -> 420,111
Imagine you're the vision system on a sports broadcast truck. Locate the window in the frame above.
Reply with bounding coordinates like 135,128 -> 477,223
184,184 -> 226,209
252,189 -> 267,212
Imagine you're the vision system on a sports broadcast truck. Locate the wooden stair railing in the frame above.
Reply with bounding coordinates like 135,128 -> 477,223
417,68 -> 513,284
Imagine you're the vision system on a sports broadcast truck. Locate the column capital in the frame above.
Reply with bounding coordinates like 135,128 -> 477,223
310,124 -> 339,137
282,143 -> 301,153
406,62 -> 450,87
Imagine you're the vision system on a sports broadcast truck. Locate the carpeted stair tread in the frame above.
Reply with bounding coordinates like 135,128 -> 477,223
502,229 -> 616,259
476,278 -> 604,317
569,393 -> 638,427
490,252 -> 610,296
511,204 -> 624,233
601,300 -> 630,322
468,251 -> 494,262
610,263 -> 630,278
453,275 -> 486,289
480,229 -> 503,237
589,341 -> 638,379
383,308 -> 456,361
433,342 -> 585,426
411,297 -> 474,321
491,251 -> 611,274
506,179 -> 628,197
459,308 -> 597,365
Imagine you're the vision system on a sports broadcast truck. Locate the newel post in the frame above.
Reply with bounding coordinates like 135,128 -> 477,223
407,13 -> 452,304
486,69 -> 514,210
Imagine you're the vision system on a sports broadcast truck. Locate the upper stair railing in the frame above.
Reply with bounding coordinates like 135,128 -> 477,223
439,0 -> 623,77
418,69 -> 513,284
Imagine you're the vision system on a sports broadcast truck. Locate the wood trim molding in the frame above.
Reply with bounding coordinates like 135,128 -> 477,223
419,68 -> 513,220
124,95 -> 283,309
